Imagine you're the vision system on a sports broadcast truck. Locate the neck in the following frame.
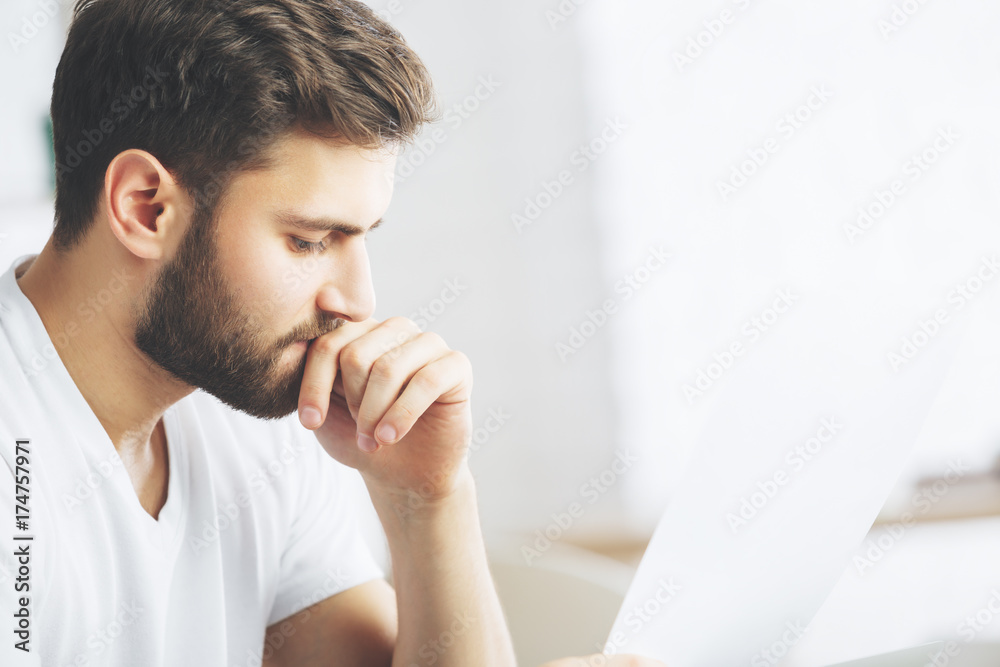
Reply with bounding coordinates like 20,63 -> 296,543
15,236 -> 194,455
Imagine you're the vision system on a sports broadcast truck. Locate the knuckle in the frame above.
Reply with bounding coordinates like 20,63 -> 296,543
413,365 -> 443,390
369,355 -> 397,382
299,379 -> 327,399
345,398 -> 361,418
386,315 -> 418,332
310,335 -> 339,356
339,343 -> 368,372
391,400 -> 419,425
417,330 -> 446,348
356,402 -> 381,426
448,349 -> 472,373
381,331 -> 409,359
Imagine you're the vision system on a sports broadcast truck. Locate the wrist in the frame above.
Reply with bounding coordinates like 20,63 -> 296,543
365,462 -> 477,525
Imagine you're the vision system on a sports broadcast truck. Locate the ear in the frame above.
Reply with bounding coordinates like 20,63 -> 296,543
103,150 -> 191,261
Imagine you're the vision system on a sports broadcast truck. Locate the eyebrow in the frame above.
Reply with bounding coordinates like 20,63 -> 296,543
275,211 -> 384,237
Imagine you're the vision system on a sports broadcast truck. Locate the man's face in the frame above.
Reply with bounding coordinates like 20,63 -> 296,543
133,128 -> 396,420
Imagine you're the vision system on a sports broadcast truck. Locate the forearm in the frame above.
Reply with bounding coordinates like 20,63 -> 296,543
366,465 -> 517,667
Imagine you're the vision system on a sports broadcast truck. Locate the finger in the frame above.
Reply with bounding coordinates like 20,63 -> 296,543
338,317 -> 421,423
297,319 -> 380,429
356,331 -> 450,446
375,350 -> 472,446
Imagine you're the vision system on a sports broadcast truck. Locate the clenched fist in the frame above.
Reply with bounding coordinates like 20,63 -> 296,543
296,316 -> 474,502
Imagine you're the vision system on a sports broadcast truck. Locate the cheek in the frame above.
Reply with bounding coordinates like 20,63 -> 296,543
222,243 -> 300,323
275,256 -> 319,298
219,228 -> 321,324
261,255 -> 324,324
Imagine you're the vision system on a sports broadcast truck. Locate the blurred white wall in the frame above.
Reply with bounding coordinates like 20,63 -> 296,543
0,0 -> 67,205
577,0 -> 1000,533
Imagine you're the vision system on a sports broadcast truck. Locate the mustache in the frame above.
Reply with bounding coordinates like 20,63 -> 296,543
288,317 -> 346,344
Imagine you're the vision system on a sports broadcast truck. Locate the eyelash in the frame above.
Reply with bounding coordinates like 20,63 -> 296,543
291,237 -> 329,254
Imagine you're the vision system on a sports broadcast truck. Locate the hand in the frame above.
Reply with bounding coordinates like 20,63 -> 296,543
539,656 -> 667,667
296,316 -> 474,502
538,656 -> 667,667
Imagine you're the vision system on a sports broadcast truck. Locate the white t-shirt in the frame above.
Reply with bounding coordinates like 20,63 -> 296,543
0,254 -> 385,667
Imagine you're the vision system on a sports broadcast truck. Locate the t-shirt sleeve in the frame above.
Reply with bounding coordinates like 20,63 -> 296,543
266,421 -> 386,626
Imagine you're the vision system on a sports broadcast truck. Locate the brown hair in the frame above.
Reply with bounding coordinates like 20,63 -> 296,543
50,0 -> 438,252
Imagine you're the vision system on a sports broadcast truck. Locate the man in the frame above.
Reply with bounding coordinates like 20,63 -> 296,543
0,0 -> 666,664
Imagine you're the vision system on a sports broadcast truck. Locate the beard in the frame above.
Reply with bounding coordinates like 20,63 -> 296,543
132,201 -> 341,420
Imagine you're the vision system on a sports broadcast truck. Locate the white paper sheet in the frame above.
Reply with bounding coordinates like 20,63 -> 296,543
826,643 -> 945,667
605,290 -> 965,666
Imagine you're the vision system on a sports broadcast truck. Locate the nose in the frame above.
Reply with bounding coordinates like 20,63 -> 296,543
314,239 -> 376,322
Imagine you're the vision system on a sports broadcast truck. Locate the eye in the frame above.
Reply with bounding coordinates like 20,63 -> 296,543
290,237 -> 329,254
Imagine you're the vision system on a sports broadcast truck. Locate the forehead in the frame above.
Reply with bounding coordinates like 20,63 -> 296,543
223,126 -> 398,223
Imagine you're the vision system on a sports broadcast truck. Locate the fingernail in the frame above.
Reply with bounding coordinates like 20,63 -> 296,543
358,433 -> 378,452
300,406 -> 322,429
377,424 -> 396,443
